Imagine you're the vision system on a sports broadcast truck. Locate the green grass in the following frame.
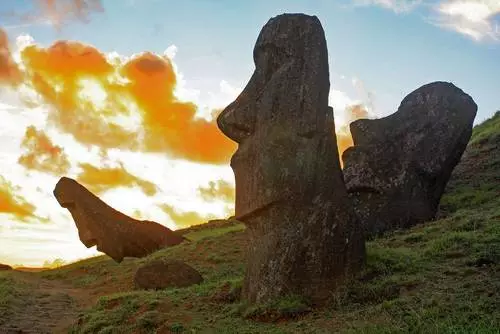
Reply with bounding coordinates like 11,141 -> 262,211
65,193 -> 499,333
470,110 -> 500,145
63,112 -> 500,332
5,112 -> 500,333
184,222 -> 246,241
0,274 -> 29,326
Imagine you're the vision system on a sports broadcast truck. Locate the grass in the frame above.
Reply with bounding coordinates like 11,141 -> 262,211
184,222 -> 246,242
0,274 -> 30,326
469,110 -> 500,145
2,112 -> 499,333
64,187 -> 499,332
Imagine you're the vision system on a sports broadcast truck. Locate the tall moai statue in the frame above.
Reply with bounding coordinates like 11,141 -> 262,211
217,13 -> 365,304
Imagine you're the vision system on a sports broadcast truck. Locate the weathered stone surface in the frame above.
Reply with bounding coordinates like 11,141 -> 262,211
217,13 -> 365,305
0,263 -> 12,271
53,177 -> 185,263
134,260 -> 203,290
343,81 -> 477,237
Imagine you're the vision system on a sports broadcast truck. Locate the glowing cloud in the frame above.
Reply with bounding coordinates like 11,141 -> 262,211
76,162 -> 158,196
20,41 -> 236,164
20,41 -> 139,151
0,29 -> 22,86
159,204 -> 217,229
121,52 -> 237,162
18,126 -> 71,175
0,175 -> 36,220
336,104 -> 370,166
197,179 -> 235,203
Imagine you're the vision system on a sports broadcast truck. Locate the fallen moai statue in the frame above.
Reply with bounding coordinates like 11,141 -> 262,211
343,81 -> 477,237
53,177 -> 186,262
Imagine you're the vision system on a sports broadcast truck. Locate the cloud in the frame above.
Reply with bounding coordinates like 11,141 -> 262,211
330,89 -> 357,114
38,0 -> 104,25
350,0 -> 500,42
0,29 -> 22,86
328,81 -> 374,166
336,104 -> 370,166
163,45 -> 178,60
122,52 -> 237,163
20,41 -> 139,150
197,179 -> 235,203
351,0 -> 423,13
18,126 -> 71,176
0,175 -> 36,220
431,0 -> 500,41
2,0 -> 104,29
159,203 -> 218,228
76,162 -> 158,196
18,40 -> 236,164
351,76 -> 376,113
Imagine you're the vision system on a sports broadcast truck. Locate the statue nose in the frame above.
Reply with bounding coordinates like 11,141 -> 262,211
217,100 -> 255,143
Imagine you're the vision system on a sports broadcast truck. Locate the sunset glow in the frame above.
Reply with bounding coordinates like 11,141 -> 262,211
0,0 -> 498,267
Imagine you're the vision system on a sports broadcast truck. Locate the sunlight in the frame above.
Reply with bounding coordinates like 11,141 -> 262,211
77,78 -> 107,110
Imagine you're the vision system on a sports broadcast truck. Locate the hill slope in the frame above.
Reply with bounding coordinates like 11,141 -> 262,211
1,112 -> 499,333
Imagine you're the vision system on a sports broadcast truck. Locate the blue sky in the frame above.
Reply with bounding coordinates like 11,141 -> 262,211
0,0 -> 499,266
3,0 -> 499,122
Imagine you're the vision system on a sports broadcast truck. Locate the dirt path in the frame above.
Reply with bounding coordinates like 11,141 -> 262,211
0,271 -> 94,334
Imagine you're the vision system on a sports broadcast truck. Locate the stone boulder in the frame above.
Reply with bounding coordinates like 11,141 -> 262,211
217,13 -> 365,305
53,177 -> 186,263
0,264 -> 12,271
343,81 -> 477,237
134,260 -> 203,290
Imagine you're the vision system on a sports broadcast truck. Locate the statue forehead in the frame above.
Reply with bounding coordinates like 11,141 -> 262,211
54,177 -> 84,199
56,177 -> 77,190
253,15 -> 322,54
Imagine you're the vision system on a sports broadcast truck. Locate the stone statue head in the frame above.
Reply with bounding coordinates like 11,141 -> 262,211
343,81 -> 477,235
217,14 -> 342,221
54,177 -> 99,248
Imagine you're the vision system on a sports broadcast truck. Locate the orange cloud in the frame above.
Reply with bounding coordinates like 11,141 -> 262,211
198,180 -> 235,203
0,175 -> 36,220
76,162 -> 158,196
21,41 -> 139,150
121,52 -> 237,163
336,104 -> 369,166
20,41 -> 236,164
0,29 -> 22,86
159,204 -> 217,229
18,126 -> 71,175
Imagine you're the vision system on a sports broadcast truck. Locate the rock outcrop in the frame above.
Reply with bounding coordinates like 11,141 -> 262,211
0,264 -> 12,271
53,177 -> 185,263
217,13 -> 365,305
343,81 -> 477,237
134,260 -> 203,290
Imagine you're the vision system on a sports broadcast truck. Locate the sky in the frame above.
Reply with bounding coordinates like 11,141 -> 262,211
0,0 -> 498,267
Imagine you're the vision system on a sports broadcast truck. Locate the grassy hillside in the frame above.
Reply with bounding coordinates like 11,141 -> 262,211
1,112 -> 499,333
